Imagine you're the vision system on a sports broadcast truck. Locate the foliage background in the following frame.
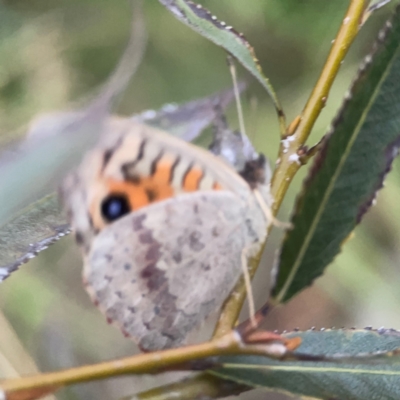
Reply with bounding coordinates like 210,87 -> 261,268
0,1 -> 398,399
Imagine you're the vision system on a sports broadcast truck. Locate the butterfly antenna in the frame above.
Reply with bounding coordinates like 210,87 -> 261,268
248,95 -> 259,142
227,55 -> 247,141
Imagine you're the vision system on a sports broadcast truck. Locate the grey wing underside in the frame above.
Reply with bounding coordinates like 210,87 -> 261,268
84,191 -> 262,351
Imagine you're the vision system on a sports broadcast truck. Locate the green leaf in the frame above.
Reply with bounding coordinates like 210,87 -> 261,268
272,6 -> 400,303
212,329 -> 400,400
0,194 -> 68,282
158,0 -> 285,132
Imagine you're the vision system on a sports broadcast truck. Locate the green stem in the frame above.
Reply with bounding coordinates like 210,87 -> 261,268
0,332 -> 290,400
0,334 -> 231,397
271,0 -> 367,211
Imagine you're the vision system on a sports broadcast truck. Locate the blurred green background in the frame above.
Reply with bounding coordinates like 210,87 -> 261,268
0,1 -> 398,399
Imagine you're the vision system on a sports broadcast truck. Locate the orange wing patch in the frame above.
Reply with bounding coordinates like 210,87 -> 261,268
92,149 -> 225,229
183,166 -> 204,191
153,161 -> 172,183
105,176 -> 174,212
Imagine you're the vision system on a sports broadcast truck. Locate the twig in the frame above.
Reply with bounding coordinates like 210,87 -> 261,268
0,332 -> 292,400
213,0 -> 368,332
270,0 -> 367,215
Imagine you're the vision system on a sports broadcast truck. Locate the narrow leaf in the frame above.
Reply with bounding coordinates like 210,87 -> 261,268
0,194 -> 68,282
158,0 -> 285,132
212,329 -> 400,400
273,6 -> 400,303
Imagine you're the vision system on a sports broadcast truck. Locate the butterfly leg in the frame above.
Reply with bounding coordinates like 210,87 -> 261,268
240,246 -> 257,329
253,188 -> 292,230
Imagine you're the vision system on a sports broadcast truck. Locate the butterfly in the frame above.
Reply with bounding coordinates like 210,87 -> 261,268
61,116 -> 272,351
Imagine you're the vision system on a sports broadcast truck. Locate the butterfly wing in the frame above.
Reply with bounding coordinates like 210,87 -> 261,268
84,190 -> 266,351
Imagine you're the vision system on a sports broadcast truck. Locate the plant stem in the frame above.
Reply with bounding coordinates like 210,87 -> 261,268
0,332 -> 290,400
213,0 -> 368,334
271,0 -> 367,210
